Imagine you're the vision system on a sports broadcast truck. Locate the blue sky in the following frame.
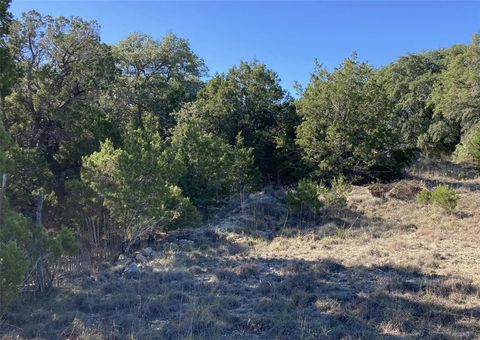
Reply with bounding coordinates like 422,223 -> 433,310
9,1 -> 480,95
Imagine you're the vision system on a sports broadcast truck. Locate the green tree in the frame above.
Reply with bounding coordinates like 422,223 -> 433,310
296,55 -> 410,180
378,50 -> 452,152
5,11 -> 115,204
0,241 -> 28,313
82,130 -> 199,251
112,32 -> 206,135
0,0 -> 16,124
0,124 -> 77,308
170,121 -> 258,207
465,127 -> 480,166
430,185 -> 458,213
271,100 -> 310,182
285,178 -> 323,215
176,60 -> 289,180
432,36 -> 480,138
0,121 -> 28,311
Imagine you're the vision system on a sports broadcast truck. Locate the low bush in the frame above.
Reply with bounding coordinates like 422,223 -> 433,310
320,175 -> 351,207
0,241 -> 28,314
430,185 -> 458,212
285,179 -> 323,214
416,188 -> 431,204
416,185 -> 458,212
286,176 -> 351,216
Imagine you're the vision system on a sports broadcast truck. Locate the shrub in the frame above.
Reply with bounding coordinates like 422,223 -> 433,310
0,125 -> 80,307
82,131 -> 201,251
416,188 -> 431,204
295,56 -> 411,181
285,179 -> 322,214
320,175 -> 351,207
286,176 -> 351,216
0,241 -> 28,314
430,185 -> 458,212
170,121 -> 259,207
466,127 -> 480,166
416,185 -> 458,212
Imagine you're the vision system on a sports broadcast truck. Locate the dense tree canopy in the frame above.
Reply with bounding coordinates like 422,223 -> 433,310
296,56 -> 410,180
0,0 -> 15,107
431,37 -> 480,151
175,60 -> 292,180
378,50 -> 448,151
111,32 -> 206,135
171,121 -> 258,207
5,11 -> 115,200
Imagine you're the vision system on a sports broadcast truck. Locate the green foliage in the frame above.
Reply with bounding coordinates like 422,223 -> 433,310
171,121 -> 259,207
82,130 -> 200,247
5,10 -> 115,205
0,241 -> 28,312
272,101 -> 310,182
1,7 -> 480,305
416,188 -> 432,204
430,185 -> 458,212
378,50 -> 450,152
0,200 -> 33,312
0,0 -> 16,101
0,124 -> 13,173
466,127 -> 480,166
416,185 -> 458,212
296,55 -> 410,181
285,179 -> 323,214
6,147 -> 56,219
112,32 -> 206,134
0,125 -> 81,308
28,224 -> 78,259
432,37 -> 480,139
0,205 -> 30,246
419,120 -> 461,155
175,60 -> 290,180
320,175 -> 351,207
286,175 -> 351,217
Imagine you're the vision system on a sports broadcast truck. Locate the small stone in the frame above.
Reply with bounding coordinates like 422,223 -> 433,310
141,247 -> 153,257
135,253 -> 147,263
118,254 -> 126,262
124,262 -> 140,278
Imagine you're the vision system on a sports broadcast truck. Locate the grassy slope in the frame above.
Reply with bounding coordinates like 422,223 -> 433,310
1,160 -> 479,339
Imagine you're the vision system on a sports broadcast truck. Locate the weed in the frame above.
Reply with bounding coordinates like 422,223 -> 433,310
431,185 -> 458,212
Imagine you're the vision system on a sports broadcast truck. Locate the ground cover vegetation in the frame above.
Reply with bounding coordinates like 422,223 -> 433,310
1,2 -> 480,338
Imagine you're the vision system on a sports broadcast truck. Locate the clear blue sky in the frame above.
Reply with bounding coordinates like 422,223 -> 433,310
10,1 -> 480,95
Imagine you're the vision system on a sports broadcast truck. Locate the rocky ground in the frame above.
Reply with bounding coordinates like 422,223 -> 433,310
1,160 -> 480,339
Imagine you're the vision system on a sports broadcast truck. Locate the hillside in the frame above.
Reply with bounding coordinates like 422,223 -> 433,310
1,159 -> 479,339
3,3 -> 480,340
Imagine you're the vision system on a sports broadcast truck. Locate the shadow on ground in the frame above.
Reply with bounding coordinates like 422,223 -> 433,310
2,162 -> 479,339
408,159 -> 480,192
2,252 -> 479,339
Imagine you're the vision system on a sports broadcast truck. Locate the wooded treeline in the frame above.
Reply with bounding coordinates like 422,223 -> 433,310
1,2 -> 480,309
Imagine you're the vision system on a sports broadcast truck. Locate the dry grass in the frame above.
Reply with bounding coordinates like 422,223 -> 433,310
1,159 -> 480,339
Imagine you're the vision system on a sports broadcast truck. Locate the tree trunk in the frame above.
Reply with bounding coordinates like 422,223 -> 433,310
33,192 -> 52,293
